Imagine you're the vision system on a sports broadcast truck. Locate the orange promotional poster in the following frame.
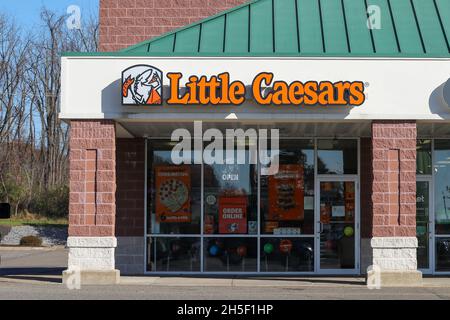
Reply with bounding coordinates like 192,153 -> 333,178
155,166 -> 191,223
218,196 -> 247,234
268,164 -> 304,221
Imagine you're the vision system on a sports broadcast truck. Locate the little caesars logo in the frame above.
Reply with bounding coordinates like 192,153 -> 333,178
122,65 -> 163,105
122,66 -> 366,107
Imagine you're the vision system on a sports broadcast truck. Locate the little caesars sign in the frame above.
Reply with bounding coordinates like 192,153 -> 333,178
121,65 -> 366,107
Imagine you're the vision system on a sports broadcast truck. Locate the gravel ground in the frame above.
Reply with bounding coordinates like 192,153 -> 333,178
0,225 -> 67,246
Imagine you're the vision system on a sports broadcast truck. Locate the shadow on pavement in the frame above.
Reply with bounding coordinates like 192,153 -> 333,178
135,275 -> 366,286
0,267 -> 64,283
242,277 -> 366,286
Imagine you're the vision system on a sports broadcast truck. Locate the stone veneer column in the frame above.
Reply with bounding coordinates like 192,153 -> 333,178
62,120 -> 120,285
368,120 -> 422,286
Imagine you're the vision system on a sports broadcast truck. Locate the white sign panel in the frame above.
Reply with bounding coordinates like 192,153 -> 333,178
60,56 -> 450,121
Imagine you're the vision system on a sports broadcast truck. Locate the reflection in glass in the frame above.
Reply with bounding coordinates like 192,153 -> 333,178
436,238 -> 450,271
148,140 -> 201,234
317,139 -> 357,175
203,139 -> 257,235
260,237 -> 314,272
319,181 -> 355,269
203,237 -> 257,272
416,181 -> 430,269
260,139 -> 315,235
434,140 -> 450,234
147,237 -> 200,272
417,139 -> 432,175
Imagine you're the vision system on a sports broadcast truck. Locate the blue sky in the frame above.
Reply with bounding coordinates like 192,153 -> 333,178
0,0 -> 98,29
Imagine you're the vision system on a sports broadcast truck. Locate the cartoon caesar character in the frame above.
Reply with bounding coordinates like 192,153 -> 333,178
122,67 -> 162,105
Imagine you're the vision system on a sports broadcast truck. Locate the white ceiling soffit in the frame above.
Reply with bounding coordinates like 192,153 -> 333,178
117,121 -> 372,139
116,122 -> 134,138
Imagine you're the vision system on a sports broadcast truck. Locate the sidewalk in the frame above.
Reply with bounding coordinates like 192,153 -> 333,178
1,246 -> 450,288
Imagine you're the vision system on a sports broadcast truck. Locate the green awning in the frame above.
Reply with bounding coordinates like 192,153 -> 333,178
119,0 -> 450,57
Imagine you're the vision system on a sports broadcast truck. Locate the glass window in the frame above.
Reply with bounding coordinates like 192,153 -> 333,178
147,237 -> 201,272
434,140 -> 450,235
148,140 -> 201,234
203,139 -> 257,235
417,139 -> 432,175
260,237 -> 314,272
260,139 -> 315,235
317,139 -> 357,175
144,137 -> 362,273
319,181 -> 355,269
436,237 -> 450,272
416,181 -> 430,270
204,237 -> 257,272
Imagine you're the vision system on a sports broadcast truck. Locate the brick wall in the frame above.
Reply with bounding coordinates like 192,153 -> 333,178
99,0 -> 249,51
371,121 -> 417,237
116,138 -> 146,237
69,120 -> 116,237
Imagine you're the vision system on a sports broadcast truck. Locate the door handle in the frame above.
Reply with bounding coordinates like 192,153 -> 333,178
318,221 -> 324,234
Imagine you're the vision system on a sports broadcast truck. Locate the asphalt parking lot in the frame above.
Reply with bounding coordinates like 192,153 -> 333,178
1,246 -> 450,300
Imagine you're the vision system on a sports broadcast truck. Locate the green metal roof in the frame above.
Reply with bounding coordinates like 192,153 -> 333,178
119,0 -> 450,57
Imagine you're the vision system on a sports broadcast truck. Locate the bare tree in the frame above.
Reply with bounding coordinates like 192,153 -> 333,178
0,14 -> 33,213
26,8 -> 99,190
0,7 -> 99,217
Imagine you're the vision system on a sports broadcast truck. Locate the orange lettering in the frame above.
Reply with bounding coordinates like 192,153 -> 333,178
167,73 -> 189,104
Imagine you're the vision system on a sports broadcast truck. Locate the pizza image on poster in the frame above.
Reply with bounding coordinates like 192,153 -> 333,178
155,166 -> 191,223
268,164 -> 304,221
218,196 -> 247,234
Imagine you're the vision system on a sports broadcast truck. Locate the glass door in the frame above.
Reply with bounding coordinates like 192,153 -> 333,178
416,178 -> 433,273
316,178 -> 359,274
433,140 -> 450,273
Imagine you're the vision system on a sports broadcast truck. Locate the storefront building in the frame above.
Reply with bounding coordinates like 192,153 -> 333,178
61,0 -> 450,285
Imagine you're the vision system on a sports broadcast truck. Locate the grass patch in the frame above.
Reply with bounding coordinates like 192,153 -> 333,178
0,217 -> 67,228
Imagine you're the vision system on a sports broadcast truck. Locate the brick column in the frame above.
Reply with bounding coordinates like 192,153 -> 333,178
63,120 -> 120,285
367,120 -> 421,286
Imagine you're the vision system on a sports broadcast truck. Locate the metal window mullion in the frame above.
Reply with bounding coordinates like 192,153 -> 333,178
144,139 -> 148,273
356,137 -> 361,272
430,139 -> 436,274
146,234 -> 201,238
153,235 -> 157,272
200,140 -> 204,272
261,234 -> 315,238
257,138 -> 261,272
314,137 -> 319,273
202,234 -> 258,238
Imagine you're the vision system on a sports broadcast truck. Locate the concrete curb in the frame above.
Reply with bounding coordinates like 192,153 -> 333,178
0,275 -> 449,288
119,276 -> 368,287
0,245 -> 65,251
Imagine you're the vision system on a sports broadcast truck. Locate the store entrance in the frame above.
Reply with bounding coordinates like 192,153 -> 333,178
317,179 -> 359,274
145,135 -> 360,274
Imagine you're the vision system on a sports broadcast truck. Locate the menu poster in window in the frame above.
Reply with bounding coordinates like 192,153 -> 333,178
344,182 -> 355,221
155,166 -> 191,223
268,164 -> 304,221
218,196 -> 247,234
